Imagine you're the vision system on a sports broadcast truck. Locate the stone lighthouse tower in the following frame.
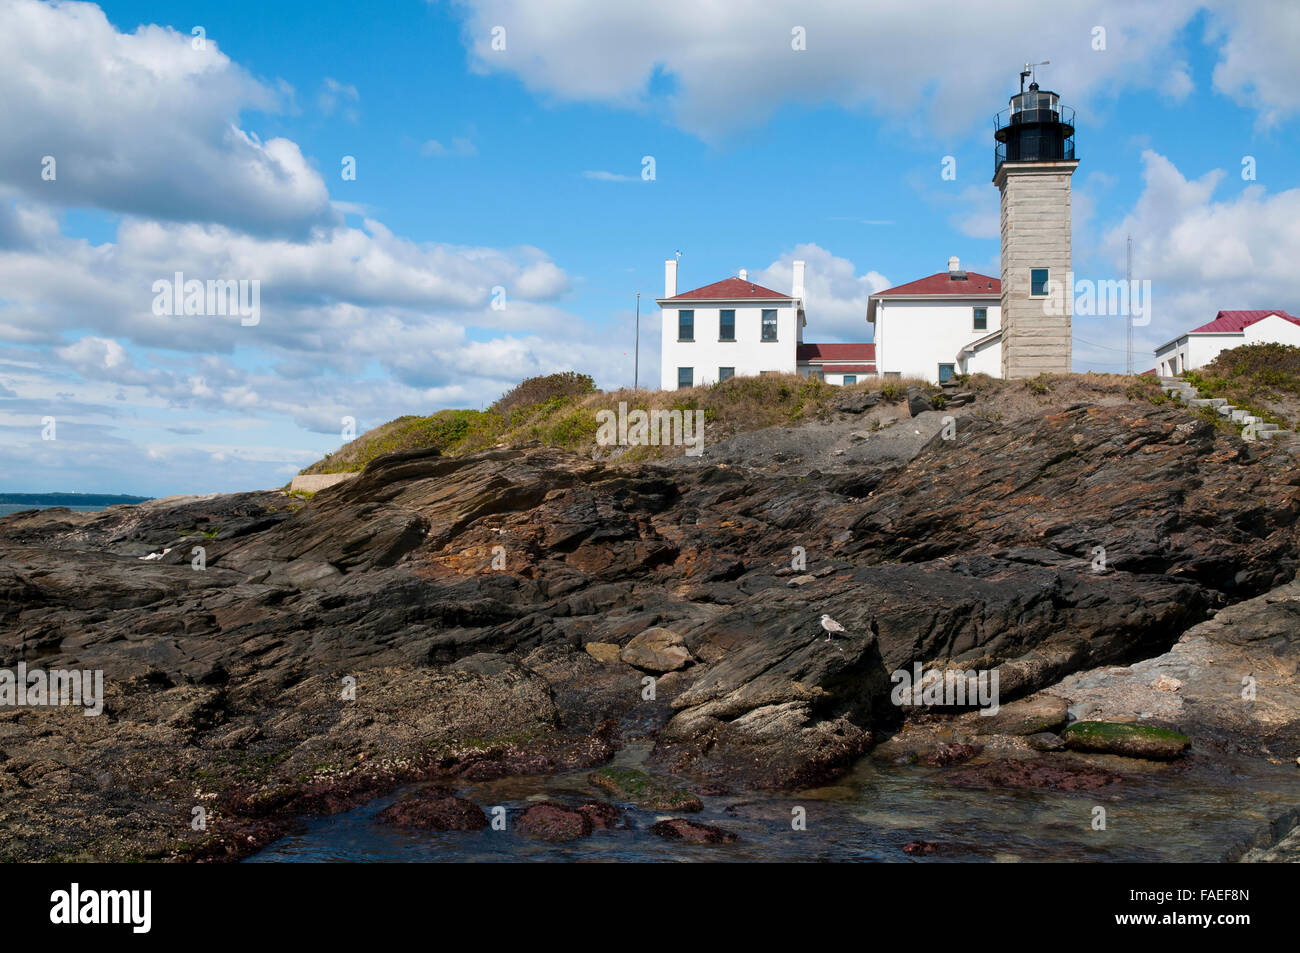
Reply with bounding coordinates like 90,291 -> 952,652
993,65 -> 1078,378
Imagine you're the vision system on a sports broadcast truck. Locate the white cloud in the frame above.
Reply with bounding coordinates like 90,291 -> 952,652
1100,150 -> 1300,351
421,136 -> 478,157
446,0 -> 1221,140
754,243 -> 890,342
582,170 -> 636,183
0,0 -> 333,236
318,77 -> 360,121
1206,0 -> 1300,128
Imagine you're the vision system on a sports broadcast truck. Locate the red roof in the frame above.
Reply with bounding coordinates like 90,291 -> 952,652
874,271 -> 1000,297
797,342 -> 876,362
665,276 -> 791,301
1189,310 -> 1300,334
819,364 -> 876,373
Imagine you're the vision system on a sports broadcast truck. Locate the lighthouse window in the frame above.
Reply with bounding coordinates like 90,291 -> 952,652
719,309 -> 735,341
761,309 -> 778,341
1030,269 -> 1049,296
973,307 -> 988,331
677,367 -> 693,389
718,367 -> 735,382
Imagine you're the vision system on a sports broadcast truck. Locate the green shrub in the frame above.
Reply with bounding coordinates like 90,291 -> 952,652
491,372 -> 596,415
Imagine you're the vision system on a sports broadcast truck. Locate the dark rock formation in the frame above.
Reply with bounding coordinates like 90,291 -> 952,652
1,395 -> 1298,860
649,818 -> 738,844
946,757 -> 1125,791
516,802 -> 593,841
376,787 -> 487,831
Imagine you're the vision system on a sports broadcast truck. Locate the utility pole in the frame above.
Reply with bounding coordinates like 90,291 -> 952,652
634,292 -> 640,390
1125,234 -> 1133,376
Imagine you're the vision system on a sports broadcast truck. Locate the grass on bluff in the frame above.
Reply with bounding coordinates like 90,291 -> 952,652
302,371 -> 938,474
1182,343 -> 1300,429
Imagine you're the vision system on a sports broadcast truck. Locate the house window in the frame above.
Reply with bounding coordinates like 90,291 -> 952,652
678,310 -> 694,341
677,367 -> 692,389
719,310 -> 735,341
938,363 -> 956,383
1030,269 -> 1049,296
718,366 -> 734,382
973,307 -> 987,331
842,375 -> 857,386
761,309 -> 778,341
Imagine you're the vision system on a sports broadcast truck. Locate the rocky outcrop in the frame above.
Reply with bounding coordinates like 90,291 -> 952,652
376,787 -> 488,831
1,393 -> 1298,860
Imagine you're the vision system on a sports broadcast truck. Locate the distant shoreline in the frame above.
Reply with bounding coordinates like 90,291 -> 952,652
0,493 -> 151,507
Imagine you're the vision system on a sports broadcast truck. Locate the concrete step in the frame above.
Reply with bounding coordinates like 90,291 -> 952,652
1257,423 -> 1280,432
1217,404 -> 1236,417
1229,408 -> 1251,423
1188,398 -> 1228,408
1257,429 -> 1292,440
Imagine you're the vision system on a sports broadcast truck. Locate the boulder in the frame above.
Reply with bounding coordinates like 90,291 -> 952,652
376,787 -> 488,831
584,642 -> 622,664
620,627 -> 692,673
649,818 -> 737,844
906,388 -> 933,417
516,802 -> 593,841
1061,721 -> 1190,760
970,695 -> 1069,736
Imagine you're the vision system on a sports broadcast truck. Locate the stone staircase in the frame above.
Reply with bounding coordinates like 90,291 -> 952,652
1159,377 -> 1293,443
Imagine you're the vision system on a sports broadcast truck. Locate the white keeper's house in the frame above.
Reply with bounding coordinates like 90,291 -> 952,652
657,255 -> 1009,389
1154,310 -> 1300,376
657,259 -> 875,390
866,257 -> 1003,383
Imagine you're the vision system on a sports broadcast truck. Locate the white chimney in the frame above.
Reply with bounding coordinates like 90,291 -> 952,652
792,260 -> 805,299
665,259 -> 677,297
948,256 -> 961,274
738,268 -> 748,281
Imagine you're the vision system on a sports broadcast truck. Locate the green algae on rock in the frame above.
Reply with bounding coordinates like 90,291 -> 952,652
587,767 -> 702,812
1061,721 -> 1190,760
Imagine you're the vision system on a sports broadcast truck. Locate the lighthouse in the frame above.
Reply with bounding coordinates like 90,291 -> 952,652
993,65 -> 1078,378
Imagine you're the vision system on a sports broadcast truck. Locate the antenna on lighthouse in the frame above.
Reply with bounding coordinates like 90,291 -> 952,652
1020,60 -> 1050,92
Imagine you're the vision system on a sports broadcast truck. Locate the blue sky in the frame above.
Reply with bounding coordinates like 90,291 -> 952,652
1,0 -> 1298,495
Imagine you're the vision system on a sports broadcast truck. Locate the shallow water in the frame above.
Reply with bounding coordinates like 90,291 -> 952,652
250,745 -> 1299,863
0,504 -> 112,517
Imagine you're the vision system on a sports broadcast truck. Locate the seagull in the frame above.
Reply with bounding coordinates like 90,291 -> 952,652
820,614 -> 847,643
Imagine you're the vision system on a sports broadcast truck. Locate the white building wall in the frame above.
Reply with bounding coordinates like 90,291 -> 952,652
1154,339 -> 1187,376
1187,334 -> 1238,371
1156,318 -> 1300,376
1243,315 -> 1300,348
964,341 -> 1002,377
875,299 -> 1002,382
660,303 -> 798,389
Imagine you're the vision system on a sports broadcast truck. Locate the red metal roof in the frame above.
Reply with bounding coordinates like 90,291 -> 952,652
817,364 -> 876,373
874,271 -> 1000,297
797,342 -> 876,362
665,276 -> 791,301
1188,310 -> 1300,334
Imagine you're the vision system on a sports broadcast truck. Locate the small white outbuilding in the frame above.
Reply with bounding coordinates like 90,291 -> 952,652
1155,310 -> 1300,376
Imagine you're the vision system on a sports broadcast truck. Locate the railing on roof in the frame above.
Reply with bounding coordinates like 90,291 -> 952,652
994,103 -> 1075,175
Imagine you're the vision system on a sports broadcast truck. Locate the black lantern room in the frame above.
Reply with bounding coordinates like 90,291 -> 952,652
994,68 -> 1075,174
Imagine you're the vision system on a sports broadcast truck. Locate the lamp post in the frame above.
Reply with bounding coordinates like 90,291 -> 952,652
634,292 -> 640,390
